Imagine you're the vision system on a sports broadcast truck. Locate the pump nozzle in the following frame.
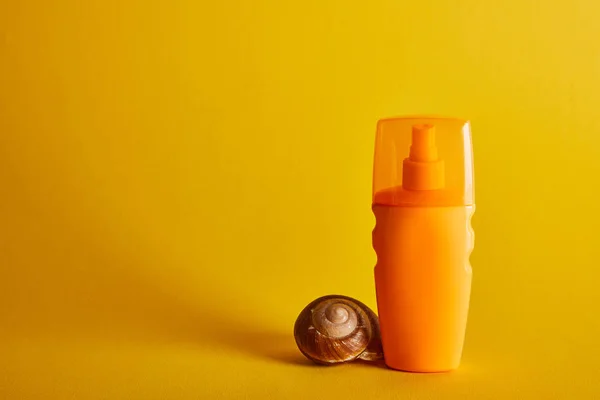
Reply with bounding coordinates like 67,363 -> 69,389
402,124 -> 445,190
410,124 -> 439,162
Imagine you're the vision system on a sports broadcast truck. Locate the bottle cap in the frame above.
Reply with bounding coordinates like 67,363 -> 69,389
373,116 -> 474,207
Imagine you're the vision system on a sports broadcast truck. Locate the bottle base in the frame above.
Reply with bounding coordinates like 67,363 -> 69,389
384,362 -> 460,373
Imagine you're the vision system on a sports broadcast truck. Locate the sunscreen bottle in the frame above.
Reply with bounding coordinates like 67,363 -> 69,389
372,116 -> 475,372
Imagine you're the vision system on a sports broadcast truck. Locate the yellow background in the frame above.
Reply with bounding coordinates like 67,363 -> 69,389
2,0 -> 600,398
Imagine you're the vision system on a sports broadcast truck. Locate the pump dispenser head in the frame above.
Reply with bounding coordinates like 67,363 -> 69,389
402,124 -> 445,191
373,116 -> 474,207
409,124 -> 439,161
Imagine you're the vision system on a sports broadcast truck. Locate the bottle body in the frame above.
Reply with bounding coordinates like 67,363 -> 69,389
373,204 -> 474,372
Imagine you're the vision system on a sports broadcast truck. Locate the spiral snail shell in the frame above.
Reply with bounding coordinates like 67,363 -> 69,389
294,295 -> 383,364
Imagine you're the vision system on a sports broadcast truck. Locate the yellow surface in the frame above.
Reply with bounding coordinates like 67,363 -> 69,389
1,1 -> 600,398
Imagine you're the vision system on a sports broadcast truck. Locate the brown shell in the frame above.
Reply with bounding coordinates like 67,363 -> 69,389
294,295 -> 383,365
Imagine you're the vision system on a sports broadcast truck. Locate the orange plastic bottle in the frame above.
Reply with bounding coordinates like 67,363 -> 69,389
372,116 -> 475,372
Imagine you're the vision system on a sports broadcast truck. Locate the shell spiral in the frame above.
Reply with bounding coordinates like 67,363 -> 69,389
294,295 -> 383,364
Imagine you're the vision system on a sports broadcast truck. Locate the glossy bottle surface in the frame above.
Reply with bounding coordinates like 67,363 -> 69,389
373,201 -> 474,372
